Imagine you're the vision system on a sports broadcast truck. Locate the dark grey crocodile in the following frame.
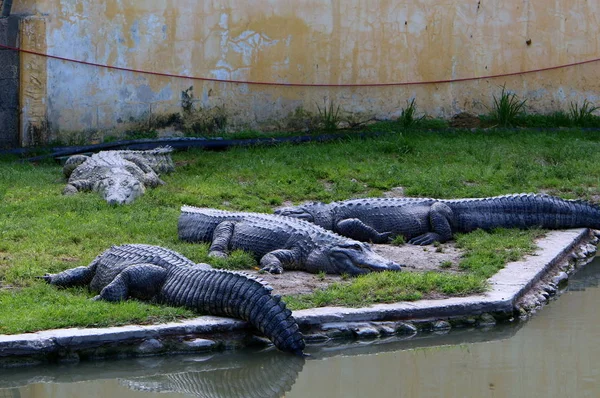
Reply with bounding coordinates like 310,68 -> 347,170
62,147 -> 174,205
42,244 -> 305,356
178,206 -> 402,275
275,194 -> 600,245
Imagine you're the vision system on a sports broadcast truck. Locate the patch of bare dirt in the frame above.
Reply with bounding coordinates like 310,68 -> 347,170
382,187 -> 405,198
244,242 -> 465,296
449,112 -> 481,129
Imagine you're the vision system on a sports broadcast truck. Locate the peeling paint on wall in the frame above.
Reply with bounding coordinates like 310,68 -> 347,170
11,0 -> 600,142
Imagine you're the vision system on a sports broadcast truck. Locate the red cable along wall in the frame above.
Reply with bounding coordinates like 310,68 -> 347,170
1,43 -> 599,87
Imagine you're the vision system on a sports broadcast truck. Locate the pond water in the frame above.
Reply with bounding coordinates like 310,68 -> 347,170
2,258 -> 600,398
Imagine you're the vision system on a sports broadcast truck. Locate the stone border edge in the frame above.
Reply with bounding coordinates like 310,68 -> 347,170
0,228 -> 597,367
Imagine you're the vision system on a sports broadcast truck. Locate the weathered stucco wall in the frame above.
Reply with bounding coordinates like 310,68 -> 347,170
11,0 -> 600,142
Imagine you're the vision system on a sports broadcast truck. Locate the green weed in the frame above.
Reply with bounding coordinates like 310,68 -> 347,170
316,99 -> 341,132
398,98 -> 425,128
391,235 -> 406,246
488,85 -> 527,127
568,100 -> 600,127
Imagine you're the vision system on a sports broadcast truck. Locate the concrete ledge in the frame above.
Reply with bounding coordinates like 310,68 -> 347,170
0,228 -> 596,367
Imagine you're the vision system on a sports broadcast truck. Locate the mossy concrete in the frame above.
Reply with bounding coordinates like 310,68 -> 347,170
0,228 -> 596,367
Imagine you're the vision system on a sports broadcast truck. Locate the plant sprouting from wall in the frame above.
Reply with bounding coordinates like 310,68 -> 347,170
316,98 -> 341,132
398,98 -> 424,128
488,85 -> 527,127
568,99 -> 600,127
181,86 -> 195,114
179,86 -> 229,138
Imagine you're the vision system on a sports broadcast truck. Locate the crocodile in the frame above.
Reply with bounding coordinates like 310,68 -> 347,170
275,193 -> 600,245
178,206 -> 402,275
42,244 -> 305,356
62,147 -> 174,205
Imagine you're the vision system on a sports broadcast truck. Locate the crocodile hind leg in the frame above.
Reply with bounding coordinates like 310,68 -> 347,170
92,264 -> 167,302
63,179 -> 93,195
335,218 -> 392,243
42,261 -> 99,287
208,221 -> 235,258
409,202 -> 455,245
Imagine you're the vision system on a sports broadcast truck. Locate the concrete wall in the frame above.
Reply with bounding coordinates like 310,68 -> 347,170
9,0 -> 600,145
0,16 -> 19,148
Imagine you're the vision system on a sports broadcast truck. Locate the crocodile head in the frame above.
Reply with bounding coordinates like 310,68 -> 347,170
275,202 -> 333,229
96,171 -> 146,205
306,241 -> 403,275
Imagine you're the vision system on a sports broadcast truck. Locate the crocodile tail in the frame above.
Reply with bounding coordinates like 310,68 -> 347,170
446,193 -> 600,232
161,268 -> 305,355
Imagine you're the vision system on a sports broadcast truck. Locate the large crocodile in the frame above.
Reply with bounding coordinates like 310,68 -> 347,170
62,147 -> 174,205
42,244 -> 305,356
178,206 -> 402,275
275,194 -> 600,245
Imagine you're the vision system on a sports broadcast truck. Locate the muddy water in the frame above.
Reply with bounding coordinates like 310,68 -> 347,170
3,258 -> 600,398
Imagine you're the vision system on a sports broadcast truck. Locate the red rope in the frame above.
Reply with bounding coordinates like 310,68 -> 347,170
1,43 -> 599,87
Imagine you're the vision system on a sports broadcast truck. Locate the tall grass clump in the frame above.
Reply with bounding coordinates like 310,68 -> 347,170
398,98 -> 424,128
568,100 -> 600,127
316,99 -> 341,132
488,85 -> 527,127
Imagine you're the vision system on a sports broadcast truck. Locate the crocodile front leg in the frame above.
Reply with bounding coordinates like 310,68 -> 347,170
208,221 -> 235,258
409,202 -> 455,245
335,218 -> 392,243
92,264 -> 167,302
259,249 -> 300,274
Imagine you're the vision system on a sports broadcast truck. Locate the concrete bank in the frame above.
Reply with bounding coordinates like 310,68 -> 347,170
0,228 -> 597,367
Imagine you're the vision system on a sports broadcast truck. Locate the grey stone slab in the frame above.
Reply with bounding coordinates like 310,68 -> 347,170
0,16 -> 19,47
0,108 -> 18,149
0,78 -> 18,108
0,57 -> 18,79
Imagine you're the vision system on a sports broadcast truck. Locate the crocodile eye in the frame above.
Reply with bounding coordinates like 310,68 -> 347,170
346,243 -> 363,251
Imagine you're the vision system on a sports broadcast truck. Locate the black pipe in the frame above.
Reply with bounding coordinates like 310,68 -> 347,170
8,131 -> 388,163
1,0 -> 13,17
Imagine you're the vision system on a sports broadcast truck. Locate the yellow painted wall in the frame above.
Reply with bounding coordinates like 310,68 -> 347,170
12,0 -> 600,141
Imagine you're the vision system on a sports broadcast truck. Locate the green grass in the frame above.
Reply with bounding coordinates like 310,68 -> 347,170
284,271 -> 485,310
2,127 -> 600,332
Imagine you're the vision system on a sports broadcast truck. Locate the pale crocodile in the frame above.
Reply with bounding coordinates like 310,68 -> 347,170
62,147 -> 174,205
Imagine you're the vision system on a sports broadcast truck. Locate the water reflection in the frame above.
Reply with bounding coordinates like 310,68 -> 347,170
0,349 -> 304,398
3,258 -> 600,397
120,351 -> 304,398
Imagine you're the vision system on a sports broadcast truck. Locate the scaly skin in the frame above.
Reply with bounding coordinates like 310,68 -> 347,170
42,244 -> 305,356
275,194 -> 600,245
178,206 -> 403,275
62,148 -> 173,205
